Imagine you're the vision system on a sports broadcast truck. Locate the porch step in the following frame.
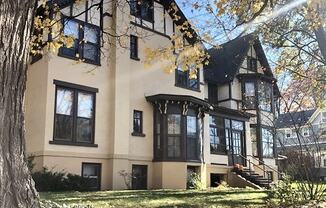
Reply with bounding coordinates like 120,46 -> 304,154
233,168 -> 273,189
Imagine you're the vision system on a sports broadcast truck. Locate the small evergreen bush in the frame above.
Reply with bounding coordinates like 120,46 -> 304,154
32,167 -> 93,192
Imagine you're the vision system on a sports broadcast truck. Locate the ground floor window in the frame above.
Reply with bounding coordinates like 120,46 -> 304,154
154,105 -> 201,162
82,163 -> 101,191
132,165 -> 148,190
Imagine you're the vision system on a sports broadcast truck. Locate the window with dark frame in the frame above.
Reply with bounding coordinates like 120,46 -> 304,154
133,110 -> 143,135
167,113 -> 181,158
153,105 -> 201,162
243,81 -> 256,109
262,128 -> 274,158
82,163 -> 101,191
209,116 -> 227,154
53,81 -> 97,145
59,17 -> 100,65
258,81 -> 272,112
130,35 -> 139,60
186,110 -> 199,160
132,165 -> 148,190
208,83 -> 218,104
247,56 -> 258,71
130,0 -> 154,22
176,67 -> 199,91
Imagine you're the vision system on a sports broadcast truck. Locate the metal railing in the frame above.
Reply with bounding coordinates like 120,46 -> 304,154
238,154 -> 283,180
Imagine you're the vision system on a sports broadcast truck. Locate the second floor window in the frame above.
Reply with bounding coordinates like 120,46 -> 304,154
130,35 -> 139,60
243,82 -> 256,109
54,82 -> 97,144
59,18 -> 100,65
176,68 -> 199,91
130,0 -> 154,22
258,81 -> 272,112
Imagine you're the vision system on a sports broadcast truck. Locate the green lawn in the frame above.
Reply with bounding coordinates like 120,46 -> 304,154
40,189 -> 269,208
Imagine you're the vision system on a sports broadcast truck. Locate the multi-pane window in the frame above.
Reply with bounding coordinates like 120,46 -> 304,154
262,128 -> 274,158
187,112 -> 199,160
167,114 -> 181,158
209,116 -> 226,154
130,35 -> 139,60
53,82 -> 96,144
247,57 -> 258,71
82,163 -> 101,191
154,110 -> 162,158
258,81 -> 272,112
133,110 -> 143,135
59,18 -> 100,65
130,0 -> 154,22
243,82 -> 256,109
176,67 -> 199,90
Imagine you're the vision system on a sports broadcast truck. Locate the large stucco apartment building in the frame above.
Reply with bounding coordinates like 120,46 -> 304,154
26,0 -> 280,190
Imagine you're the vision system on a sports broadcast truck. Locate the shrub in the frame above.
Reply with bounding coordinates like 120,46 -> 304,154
267,176 -> 304,207
32,167 -> 93,192
187,172 -> 205,190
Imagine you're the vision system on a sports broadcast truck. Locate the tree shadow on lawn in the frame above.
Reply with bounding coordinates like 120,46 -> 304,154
41,189 -> 268,207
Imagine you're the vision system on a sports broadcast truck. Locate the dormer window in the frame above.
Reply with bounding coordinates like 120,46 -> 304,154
130,0 -> 154,22
247,56 -> 257,71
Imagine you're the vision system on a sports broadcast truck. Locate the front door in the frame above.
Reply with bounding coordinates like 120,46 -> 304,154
228,130 -> 245,166
132,165 -> 148,190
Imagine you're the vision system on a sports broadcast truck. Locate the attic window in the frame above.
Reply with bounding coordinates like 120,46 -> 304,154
130,0 -> 154,23
247,56 -> 257,71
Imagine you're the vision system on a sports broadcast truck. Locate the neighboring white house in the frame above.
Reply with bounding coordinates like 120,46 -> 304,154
276,108 -> 326,180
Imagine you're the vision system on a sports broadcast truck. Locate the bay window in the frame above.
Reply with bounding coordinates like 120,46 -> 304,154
262,128 -> 274,158
153,105 -> 201,161
209,116 -> 226,154
258,81 -> 272,112
167,114 -> 181,158
187,111 -> 199,160
243,82 -> 256,109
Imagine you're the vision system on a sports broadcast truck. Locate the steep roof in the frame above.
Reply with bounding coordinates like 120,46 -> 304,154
276,109 -> 316,128
204,34 -> 273,84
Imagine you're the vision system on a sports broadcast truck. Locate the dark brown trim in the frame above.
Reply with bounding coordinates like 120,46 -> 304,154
50,140 -> 98,147
211,163 -> 228,166
81,163 -> 102,191
53,80 -> 99,93
131,132 -> 146,137
130,21 -> 170,39
52,80 -> 98,146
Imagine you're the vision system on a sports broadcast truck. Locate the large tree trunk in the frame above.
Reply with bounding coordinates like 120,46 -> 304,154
0,0 -> 39,207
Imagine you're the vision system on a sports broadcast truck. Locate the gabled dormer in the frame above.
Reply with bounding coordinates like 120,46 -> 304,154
204,34 -> 280,112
